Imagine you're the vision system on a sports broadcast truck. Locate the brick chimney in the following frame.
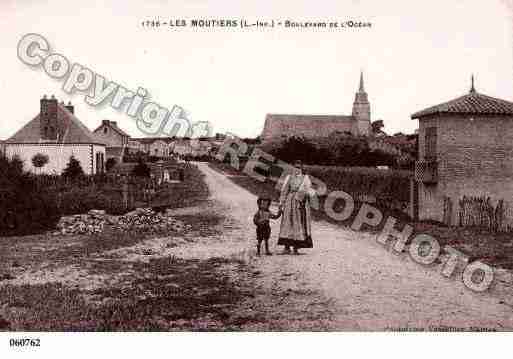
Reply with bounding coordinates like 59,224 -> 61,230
65,101 -> 74,114
40,94 -> 59,140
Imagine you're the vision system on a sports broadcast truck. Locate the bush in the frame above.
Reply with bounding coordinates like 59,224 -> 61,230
62,155 -> 85,179
0,154 -> 60,236
31,153 -> 49,173
132,158 -> 151,178
105,157 -> 117,172
304,165 -> 412,205
266,136 -> 395,167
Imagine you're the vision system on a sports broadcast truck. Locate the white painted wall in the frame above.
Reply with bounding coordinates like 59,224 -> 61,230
5,143 -> 105,175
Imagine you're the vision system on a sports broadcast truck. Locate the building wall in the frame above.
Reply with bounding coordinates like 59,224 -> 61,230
148,140 -> 171,156
261,115 -> 357,142
93,124 -> 127,147
352,101 -> 371,136
5,143 -> 106,175
417,115 -> 513,226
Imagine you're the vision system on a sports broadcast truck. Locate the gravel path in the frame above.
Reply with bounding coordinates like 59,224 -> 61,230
197,162 -> 513,331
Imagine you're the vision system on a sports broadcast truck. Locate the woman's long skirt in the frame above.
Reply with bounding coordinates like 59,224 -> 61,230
277,193 -> 313,248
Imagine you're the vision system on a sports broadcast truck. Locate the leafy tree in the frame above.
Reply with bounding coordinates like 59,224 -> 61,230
0,153 -> 59,235
269,136 -> 327,165
0,154 -> 24,179
132,158 -> 151,177
105,157 -> 117,172
31,153 -> 49,173
371,120 -> 385,135
62,155 -> 85,179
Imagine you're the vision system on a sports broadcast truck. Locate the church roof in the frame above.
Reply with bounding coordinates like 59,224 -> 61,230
266,114 -> 354,121
412,79 -> 513,119
6,104 -> 105,145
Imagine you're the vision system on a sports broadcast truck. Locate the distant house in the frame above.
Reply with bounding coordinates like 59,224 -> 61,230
128,139 -> 143,153
93,120 -> 132,163
171,138 -> 213,157
412,78 -> 513,227
93,120 -> 130,147
131,137 -> 175,157
4,95 -> 106,175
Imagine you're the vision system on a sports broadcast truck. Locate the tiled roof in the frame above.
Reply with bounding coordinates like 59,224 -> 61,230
411,91 -> 513,119
6,104 -> 105,144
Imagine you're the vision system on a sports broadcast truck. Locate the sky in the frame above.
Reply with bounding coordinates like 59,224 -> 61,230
1,0 -> 512,139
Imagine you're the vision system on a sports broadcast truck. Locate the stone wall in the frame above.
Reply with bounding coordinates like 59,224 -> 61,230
261,114 -> 357,142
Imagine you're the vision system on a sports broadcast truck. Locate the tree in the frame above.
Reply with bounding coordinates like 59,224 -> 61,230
371,120 -> 385,135
132,158 -> 151,177
62,155 -> 85,179
105,158 -> 117,172
31,153 -> 49,174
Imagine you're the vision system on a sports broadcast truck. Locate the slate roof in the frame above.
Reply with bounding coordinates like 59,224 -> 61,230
411,90 -> 513,119
131,137 -> 176,144
6,104 -> 105,144
266,114 -> 354,122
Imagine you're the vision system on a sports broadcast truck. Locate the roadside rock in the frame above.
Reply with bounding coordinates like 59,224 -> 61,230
56,208 -> 189,236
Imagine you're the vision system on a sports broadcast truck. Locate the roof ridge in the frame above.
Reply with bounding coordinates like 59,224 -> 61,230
412,90 -> 513,119
58,104 -> 102,143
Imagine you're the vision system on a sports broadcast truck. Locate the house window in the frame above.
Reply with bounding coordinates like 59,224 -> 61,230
95,152 -> 105,174
104,127 -> 108,134
425,127 -> 437,160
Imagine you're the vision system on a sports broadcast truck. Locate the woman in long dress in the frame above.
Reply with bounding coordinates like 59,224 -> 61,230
277,160 -> 315,254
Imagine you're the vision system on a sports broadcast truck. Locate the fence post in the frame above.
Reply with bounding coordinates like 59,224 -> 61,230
122,180 -> 129,211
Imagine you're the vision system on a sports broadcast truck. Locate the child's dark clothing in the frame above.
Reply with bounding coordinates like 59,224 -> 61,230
253,209 -> 281,255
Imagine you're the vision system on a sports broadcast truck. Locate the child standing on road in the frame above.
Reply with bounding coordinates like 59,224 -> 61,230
253,197 -> 282,256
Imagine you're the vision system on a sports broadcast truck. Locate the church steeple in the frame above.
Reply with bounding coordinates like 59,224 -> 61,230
353,71 -> 369,104
352,71 -> 371,136
359,71 -> 365,92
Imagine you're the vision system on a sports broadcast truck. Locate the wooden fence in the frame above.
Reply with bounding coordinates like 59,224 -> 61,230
457,195 -> 505,232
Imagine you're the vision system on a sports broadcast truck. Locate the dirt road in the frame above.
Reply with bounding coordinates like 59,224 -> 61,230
197,163 -> 513,331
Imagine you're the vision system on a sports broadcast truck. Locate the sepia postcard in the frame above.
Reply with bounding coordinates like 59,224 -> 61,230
1,0 -> 512,357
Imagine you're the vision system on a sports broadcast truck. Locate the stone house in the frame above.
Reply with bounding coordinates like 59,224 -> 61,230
93,120 -> 133,163
4,95 -> 106,175
93,120 -> 130,148
131,137 -> 174,157
412,79 -> 513,228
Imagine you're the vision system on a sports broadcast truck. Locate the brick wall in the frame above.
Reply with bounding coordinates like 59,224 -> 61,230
417,114 -> 513,226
